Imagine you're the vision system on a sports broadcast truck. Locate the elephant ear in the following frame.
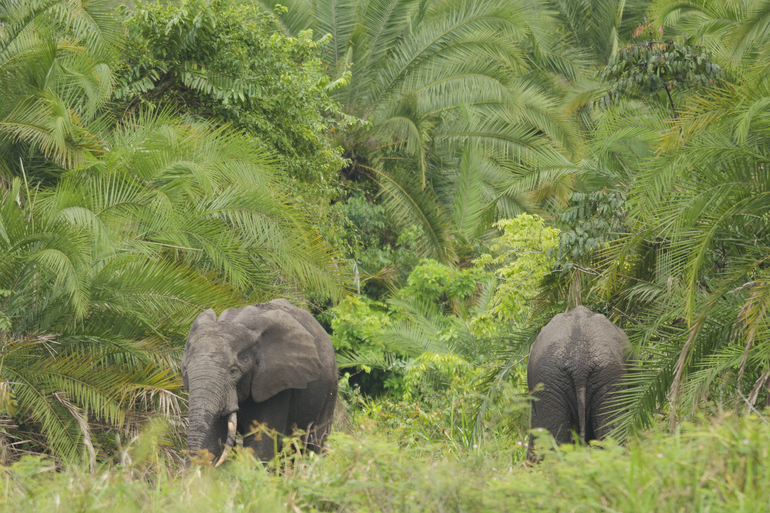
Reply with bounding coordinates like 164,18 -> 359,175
183,308 -> 218,390
222,306 -> 322,403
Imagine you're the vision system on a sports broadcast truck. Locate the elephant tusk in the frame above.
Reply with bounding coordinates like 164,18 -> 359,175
214,412 -> 237,468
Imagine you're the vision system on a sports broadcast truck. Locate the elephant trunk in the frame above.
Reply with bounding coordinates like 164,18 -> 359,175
187,393 -> 224,460
186,363 -> 236,462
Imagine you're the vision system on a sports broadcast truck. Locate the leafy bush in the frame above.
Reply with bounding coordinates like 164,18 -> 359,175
598,23 -> 724,117
337,193 -> 423,299
401,259 -> 484,307
3,412 -> 770,512
475,214 -> 560,324
119,0 -> 349,191
330,214 -> 558,411
555,190 -> 628,264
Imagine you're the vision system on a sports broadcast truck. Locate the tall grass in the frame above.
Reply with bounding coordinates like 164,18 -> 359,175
1,410 -> 769,511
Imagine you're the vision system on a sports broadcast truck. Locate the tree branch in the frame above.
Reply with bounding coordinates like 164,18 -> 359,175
664,85 -> 678,121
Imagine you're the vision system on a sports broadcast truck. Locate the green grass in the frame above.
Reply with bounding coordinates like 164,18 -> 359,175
1,412 -> 769,512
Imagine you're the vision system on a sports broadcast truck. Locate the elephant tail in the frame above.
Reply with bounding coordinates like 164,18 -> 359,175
576,381 -> 587,442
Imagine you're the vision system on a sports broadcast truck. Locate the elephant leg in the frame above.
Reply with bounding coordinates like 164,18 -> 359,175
528,390 -> 577,461
590,383 -> 623,440
240,389 -> 292,462
289,383 -> 336,455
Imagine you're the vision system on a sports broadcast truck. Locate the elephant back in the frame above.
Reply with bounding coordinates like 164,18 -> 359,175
528,306 -> 629,384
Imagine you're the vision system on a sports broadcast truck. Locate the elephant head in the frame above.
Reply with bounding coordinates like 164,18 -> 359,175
182,305 -> 324,465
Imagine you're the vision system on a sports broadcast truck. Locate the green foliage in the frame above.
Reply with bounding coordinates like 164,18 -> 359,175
3,413 -> 770,512
331,258 -> 493,398
555,190 -> 628,263
402,259 -> 484,307
0,174 -> 201,463
256,0 -> 584,260
329,295 -> 391,355
0,0 -> 121,177
476,214 -> 560,322
332,214 -> 559,413
0,289 -> 11,332
599,23 -> 724,115
601,92 -> 770,432
536,187 -> 632,314
356,380 -> 530,450
335,193 -> 423,298
570,1 -> 770,435
119,0 -> 348,191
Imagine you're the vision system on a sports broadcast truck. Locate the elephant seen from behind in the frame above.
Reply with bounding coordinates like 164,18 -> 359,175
182,299 -> 338,466
527,306 -> 629,460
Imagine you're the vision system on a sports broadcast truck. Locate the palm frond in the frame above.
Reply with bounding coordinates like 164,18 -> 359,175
363,164 -> 456,264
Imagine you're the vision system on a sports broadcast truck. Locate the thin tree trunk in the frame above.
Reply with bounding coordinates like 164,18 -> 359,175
665,85 -> 678,121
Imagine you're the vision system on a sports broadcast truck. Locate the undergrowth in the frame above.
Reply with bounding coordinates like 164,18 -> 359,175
1,410 -> 769,512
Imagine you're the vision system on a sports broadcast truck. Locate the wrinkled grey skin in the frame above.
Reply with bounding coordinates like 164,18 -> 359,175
527,306 -> 629,460
182,299 -> 337,463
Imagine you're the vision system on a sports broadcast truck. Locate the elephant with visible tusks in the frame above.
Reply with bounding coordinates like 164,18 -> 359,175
526,306 -> 629,460
182,299 -> 337,466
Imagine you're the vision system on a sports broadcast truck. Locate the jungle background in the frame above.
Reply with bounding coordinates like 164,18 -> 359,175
1,0 -> 770,510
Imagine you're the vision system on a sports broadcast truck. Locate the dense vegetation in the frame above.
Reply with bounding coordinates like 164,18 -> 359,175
1,0 -> 770,509
4,413 -> 770,512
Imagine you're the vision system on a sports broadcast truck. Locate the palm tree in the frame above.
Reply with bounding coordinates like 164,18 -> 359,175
1,176 -> 192,464
0,0 -> 120,180
649,0 -> 758,68
1,109 -> 348,462
0,0 -> 349,463
257,0 -> 584,263
591,0 -> 770,436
